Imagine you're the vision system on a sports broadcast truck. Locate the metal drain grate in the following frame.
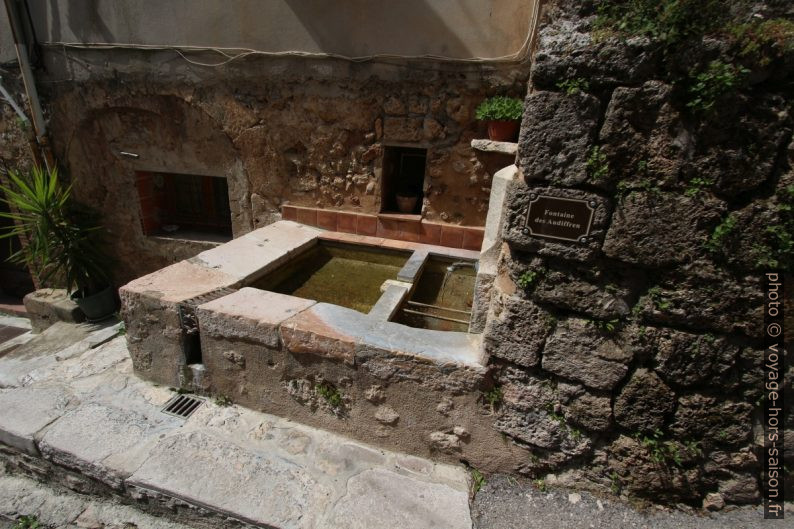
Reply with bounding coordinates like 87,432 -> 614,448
161,394 -> 204,419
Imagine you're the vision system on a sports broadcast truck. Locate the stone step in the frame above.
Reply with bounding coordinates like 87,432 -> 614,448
0,327 -> 473,529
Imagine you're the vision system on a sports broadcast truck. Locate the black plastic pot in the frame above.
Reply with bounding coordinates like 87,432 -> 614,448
71,285 -> 118,321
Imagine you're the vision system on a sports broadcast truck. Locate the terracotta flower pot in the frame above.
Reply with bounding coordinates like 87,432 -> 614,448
487,120 -> 520,142
395,194 -> 419,214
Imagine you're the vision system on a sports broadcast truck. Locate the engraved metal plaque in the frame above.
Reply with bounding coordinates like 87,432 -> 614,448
522,194 -> 595,243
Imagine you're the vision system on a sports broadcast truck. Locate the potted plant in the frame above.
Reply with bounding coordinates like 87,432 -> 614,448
475,96 -> 523,142
0,166 -> 117,321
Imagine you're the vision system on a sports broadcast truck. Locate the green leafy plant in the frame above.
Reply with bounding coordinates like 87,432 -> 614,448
517,269 -> 542,290
315,381 -> 343,408
704,213 -> 738,253
0,166 -> 112,296
475,96 -> 523,121
483,385 -> 503,409
686,60 -> 749,114
634,429 -> 694,467
609,471 -> 621,495
13,515 -> 40,529
532,478 -> 547,493
471,468 -> 486,493
586,146 -> 609,182
684,176 -> 714,197
728,18 -> 794,67
590,318 -> 621,334
557,77 -> 590,95
214,394 -> 232,407
646,286 -> 671,311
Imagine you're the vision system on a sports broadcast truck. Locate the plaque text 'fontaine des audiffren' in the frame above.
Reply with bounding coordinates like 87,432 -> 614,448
522,194 -> 595,243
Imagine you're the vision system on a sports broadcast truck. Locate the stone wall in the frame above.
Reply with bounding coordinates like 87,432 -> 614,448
483,0 -> 793,508
38,52 -> 528,285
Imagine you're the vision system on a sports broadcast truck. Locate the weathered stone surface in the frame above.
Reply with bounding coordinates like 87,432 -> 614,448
374,406 -> 400,426
526,260 -> 643,319
0,470 -> 195,529
503,183 -> 612,262
0,321 -> 95,388
718,474 -> 761,504
606,435 -> 702,502
541,318 -> 632,391
383,117 -> 424,143
494,407 -> 592,458
603,192 -> 726,267
471,139 -> 518,157
703,492 -> 726,511
280,303 -> 372,365
197,287 -> 316,348
531,17 -> 659,89
23,289 -> 86,333
483,295 -> 554,367
499,366 -> 581,413
710,191 -> 793,272
599,81 -> 690,188
635,263 -> 764,338
636,327 -> 739,388
0,386 -> 75,455
686,93 -> 791,199
518,91 -> 600,186
39,403 -> 179,489
613,369 -> 675,434
670,395 -> 753,447
565,392 -> 612,432
128,430 -> 332,528
318,468 -> 472,529
193,221 -> 321,282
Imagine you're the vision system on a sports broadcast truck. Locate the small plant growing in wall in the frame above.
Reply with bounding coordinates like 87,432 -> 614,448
471,468 -> 486,494
517,268 -> 543,291
683,176 -> 715,197
214,394 -> 232,407
12,516 -> 40,529
646,286 -> 672,311
686,60 -> 749,115
704,213 -> 738,253
589,318 -> 621,334
586,146 -> 609,182
315,381 -> 343,409
482,385 -> 503,413
556,77 -> 590,95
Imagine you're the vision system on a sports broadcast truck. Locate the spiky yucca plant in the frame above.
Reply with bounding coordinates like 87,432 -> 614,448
0,166 -> 111,296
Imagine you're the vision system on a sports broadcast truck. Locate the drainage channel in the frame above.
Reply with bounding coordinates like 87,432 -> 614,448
161,394 -> 205,419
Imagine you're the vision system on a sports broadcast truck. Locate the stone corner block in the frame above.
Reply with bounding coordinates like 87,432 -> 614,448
197,287 -> 316,349
23,288 -> 85,333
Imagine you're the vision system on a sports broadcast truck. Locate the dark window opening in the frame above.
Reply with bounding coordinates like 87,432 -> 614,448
380,146 -> 427,215
136,171 -> 232,239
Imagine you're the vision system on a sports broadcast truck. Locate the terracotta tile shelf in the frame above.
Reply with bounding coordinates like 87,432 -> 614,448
281,204 -> 484,251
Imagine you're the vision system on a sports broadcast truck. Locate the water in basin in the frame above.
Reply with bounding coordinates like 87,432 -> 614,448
395,256 -> 476,332
251,242 -> 409,313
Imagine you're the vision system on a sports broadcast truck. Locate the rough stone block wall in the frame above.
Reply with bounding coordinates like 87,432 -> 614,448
34,54 -> 528,285
483,0 -> 793,507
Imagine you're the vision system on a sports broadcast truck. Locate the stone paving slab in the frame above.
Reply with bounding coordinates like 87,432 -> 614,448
0,386 -> 76,455
0,324 -> 474,529
0,467 -> 194,529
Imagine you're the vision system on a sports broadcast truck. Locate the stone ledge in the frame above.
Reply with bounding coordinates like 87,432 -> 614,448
23,289 -> 85,333
471,139 -> 518,156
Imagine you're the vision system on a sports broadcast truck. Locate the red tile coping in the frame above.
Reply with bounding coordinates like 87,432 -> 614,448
282,205 -> 484,254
